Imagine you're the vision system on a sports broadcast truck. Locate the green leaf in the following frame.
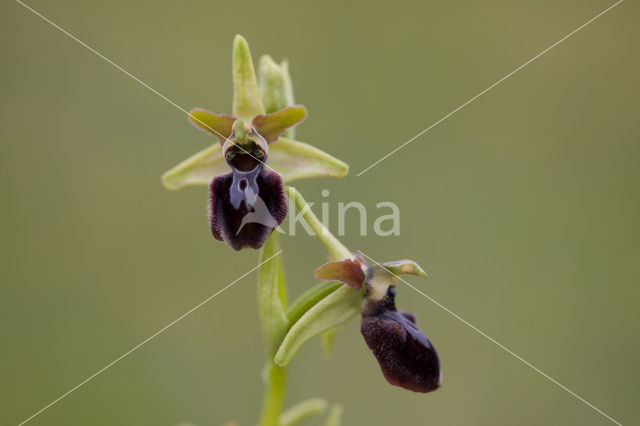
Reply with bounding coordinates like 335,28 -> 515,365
161,143 -> 229,190
161,137 -> 348,191
274,284 -> 361,366
258,232 -> 288,357
321,327 -> 338,357
286,281 -> 342,326
279,398 -> 328,426
232,35 -> 265,120
324,405 -> 343,426
277,253 -> 288,310
252,106 -> 307,143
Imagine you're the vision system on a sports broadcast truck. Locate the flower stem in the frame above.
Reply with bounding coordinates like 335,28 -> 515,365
285,186 -> 352,261
257,232 -> 289,426
257,189 -> 352,425
258,361 -> 286,426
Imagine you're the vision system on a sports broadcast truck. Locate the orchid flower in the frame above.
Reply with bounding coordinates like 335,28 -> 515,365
162,35 -> 347,249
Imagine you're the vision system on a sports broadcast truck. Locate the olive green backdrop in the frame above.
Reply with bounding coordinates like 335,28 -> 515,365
1,0 -> 638,425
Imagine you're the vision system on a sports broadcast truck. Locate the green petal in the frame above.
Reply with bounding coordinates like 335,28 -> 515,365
232,35 -> 265,120
161,143 -> 229,190
188,109 -> 235,143
271,138 -> 348,183
274,284 -> 361,367
252,106 -> 307,143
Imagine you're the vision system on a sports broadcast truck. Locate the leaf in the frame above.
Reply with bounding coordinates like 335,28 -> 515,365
232,35 -> 265,120
274,284 -> 361,366
277,253 -> 288,310
252,106 -> 307,143
286,281 -> 342,326
279,398 -> 327,426
258,232 -> 288,357
321,327 -> 338,357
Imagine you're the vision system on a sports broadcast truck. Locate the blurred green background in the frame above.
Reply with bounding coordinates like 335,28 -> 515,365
1,0 -> 638,425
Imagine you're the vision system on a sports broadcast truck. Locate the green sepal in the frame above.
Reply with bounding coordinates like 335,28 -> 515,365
232,35 -> 265,120
279,398 -> 328,426
161,143 -> 229,190
161,138 -> 348,190
270,138 -> 348,182
274,284 -> 362,367
259,55 -> 295,114
258,232 -> 288,357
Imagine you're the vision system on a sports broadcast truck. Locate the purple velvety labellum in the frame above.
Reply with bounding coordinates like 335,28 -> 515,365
361,287 -> 441,393
209,167 -> 287,250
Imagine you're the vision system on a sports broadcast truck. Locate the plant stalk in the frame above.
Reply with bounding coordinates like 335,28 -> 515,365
258,362 -> 286,426
285,186 -> 351,261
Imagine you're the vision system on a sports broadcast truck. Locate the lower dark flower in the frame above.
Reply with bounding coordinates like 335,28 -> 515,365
315,257 -> 442,393
361,285 -> 441,393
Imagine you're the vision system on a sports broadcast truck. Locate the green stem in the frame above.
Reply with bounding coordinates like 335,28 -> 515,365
259,362 -> 286,426
257,231 -> 289,426
285,186 -> 352,261
258,188 -> 352,425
